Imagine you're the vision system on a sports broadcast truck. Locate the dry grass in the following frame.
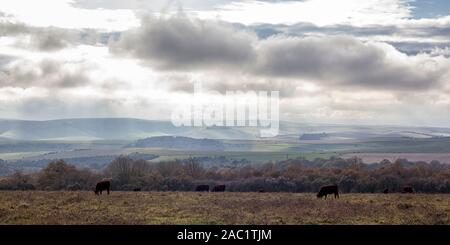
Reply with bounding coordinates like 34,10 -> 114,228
0,191 -> 448,225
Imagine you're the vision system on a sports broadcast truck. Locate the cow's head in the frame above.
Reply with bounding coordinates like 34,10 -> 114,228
317,192 -> 323,198
94,189 -> 99,195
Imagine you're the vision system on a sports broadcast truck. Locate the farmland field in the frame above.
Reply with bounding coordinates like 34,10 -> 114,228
0,191 -> 448,225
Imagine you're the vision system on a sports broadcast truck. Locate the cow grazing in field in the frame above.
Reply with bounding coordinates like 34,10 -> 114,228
402,186 -> 414,193
383,188 -> 389,194
195,185 -> 209,192
258,189 -> 266,193
94,180 -> 110,195
317,185 -> 339,199
133,188 -> 141,192
211,185 -> 226,192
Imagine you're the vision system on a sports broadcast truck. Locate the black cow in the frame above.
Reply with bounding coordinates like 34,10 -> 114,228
383,188 -> 389,194
211,185 -> 226,192
195,185 -> 209,192
317,185 -> 339,199
402,186 -> 414,193
94,180 -> 110,195
133,188 -> 141,192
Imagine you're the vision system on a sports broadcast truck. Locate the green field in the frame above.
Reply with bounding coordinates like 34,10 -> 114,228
147,150 -> 339,162
125,146 -> 341,163
0,191 -> 448,225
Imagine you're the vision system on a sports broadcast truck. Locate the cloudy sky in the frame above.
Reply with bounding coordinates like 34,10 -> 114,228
1,0 -> 450,126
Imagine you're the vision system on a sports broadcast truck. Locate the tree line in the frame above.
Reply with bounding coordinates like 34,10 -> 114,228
0,156 -> 449,193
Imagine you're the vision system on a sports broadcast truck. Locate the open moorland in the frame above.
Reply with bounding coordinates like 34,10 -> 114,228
0,191 -> 448,225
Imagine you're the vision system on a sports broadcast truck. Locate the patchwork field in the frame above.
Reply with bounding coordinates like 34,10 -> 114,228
0,191 -> 448,225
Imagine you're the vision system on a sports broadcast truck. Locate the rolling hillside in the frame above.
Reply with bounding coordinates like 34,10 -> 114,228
1,118 -> 450,141
0,118 -> 279,141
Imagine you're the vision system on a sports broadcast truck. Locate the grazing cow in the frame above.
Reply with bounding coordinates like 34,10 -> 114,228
402,186 -> 414,193
258,189 -> 266,193
317,185 -> 339,199
383,188 -> 389,194
133,188 -> 141,192
195,185 -> 209,192
94,180 -> 110,195
211,185 -> 226,192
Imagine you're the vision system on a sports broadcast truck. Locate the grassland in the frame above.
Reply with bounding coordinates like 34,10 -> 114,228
0,191 -> 448,225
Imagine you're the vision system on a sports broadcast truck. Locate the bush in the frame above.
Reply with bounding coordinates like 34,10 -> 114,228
37,160 -> 99,190
2,156 -> 450,193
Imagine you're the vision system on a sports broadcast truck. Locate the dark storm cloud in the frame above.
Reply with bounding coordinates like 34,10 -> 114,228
111,15 -> 257,70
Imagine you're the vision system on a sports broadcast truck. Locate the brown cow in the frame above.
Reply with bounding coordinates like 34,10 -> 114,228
211,185 -> 226,192
133,188 -> 141,192
383,188 -> 389,194
402,186 -> 414,193
94,180 -> 110,195
317,185 -> 339,199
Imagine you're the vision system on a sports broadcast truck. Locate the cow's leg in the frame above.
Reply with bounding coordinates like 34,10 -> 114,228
335,192 -> 339,199
100,190 -> 102,195
107,188 -> 110,195
324,194 -> 327,200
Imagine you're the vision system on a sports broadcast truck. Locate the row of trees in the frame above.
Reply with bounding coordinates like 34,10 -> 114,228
0,156 -> 449,193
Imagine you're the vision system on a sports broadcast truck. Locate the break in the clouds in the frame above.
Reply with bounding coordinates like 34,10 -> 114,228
1,0 -> 450,127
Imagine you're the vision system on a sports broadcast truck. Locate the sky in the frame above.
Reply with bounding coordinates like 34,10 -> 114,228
0,0 -> 450,127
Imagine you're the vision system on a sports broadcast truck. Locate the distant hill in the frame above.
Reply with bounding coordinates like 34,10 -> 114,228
0,118 -> 176,140
1,118 -> 450,141
300,133 -> 330,140
0,118 -> 259,141
127,136 -> 226,151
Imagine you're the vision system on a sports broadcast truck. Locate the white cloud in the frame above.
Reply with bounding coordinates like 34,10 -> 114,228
113,16 -> 449,92
430,47 -> 450,57
195,0 -> 413,26
0,0 -> 139,31
1,2 -> 450,126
